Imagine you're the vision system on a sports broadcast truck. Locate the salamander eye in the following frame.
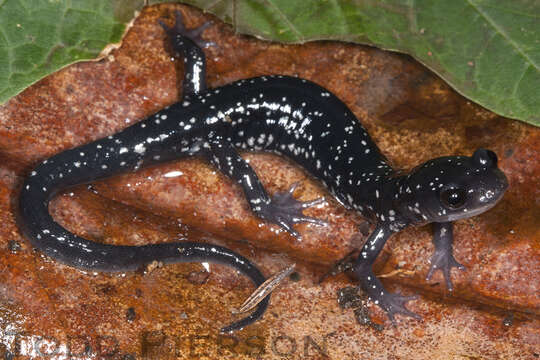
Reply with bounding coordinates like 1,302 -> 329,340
472,148 -> 498,167
440,188 -> 467,209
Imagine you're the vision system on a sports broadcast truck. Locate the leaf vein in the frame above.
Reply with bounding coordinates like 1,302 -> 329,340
473,3 -> 540,19
0,26 -> 13,80
511,64 -> 530,98
261,0 -> 303,41
466,0 -> 539,72
406,0 -> 418,34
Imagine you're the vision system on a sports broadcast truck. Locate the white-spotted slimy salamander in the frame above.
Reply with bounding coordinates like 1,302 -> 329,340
18,11 -> 508,330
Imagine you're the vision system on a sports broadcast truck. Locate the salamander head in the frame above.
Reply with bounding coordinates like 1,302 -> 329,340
400,149 -> 508,223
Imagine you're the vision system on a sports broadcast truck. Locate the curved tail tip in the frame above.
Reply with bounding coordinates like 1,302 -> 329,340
218,295 -> 270,333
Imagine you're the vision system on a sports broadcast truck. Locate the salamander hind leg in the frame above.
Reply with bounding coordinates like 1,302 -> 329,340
257,182 -> 327,238
159,10 -> 215,50
159,10 -> 214,95
206,139 -> 327,238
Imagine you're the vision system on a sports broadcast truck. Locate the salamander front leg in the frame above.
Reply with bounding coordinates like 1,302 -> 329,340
206,139 -> 326,238
354,225 -> 421,325
426,222 -> 465,291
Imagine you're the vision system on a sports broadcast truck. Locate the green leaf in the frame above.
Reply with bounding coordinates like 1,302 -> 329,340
0,0 -> 132,103
184,0 -> 540,126
1,0 -> 538,126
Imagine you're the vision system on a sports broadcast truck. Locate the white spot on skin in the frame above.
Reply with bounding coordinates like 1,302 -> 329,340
134,143 -> 146,154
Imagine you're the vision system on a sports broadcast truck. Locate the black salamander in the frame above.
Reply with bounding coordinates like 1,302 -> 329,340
17,12 -> 508,330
